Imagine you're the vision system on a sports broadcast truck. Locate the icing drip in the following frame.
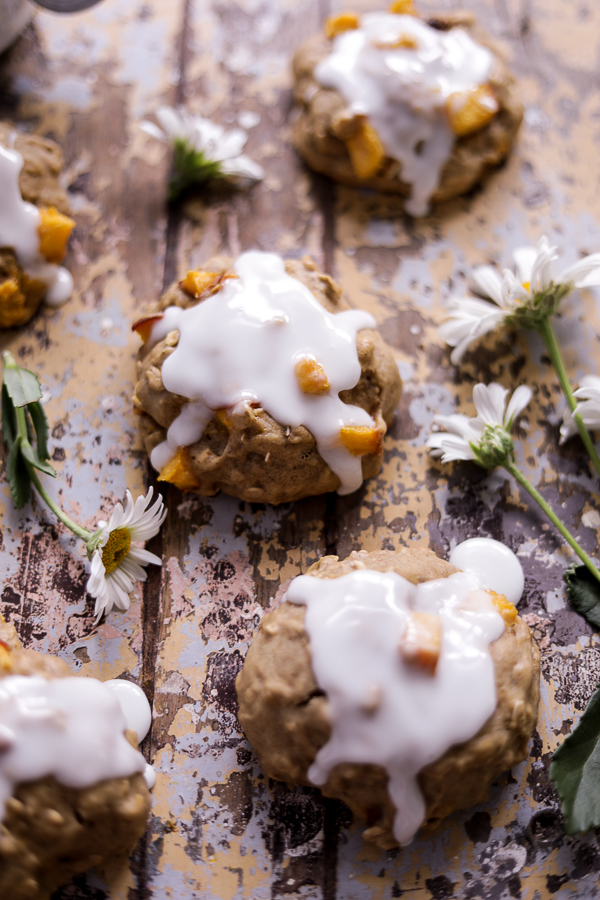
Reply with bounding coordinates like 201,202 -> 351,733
0,675 -> 147,822
0,142 -> 73,307
286,563 -> 514,845
449,537 -> 524,606
315,13 -> 494,215
149,250 -> 378,495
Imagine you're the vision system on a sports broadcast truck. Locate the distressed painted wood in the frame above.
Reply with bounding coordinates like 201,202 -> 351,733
1,0 -> 600,897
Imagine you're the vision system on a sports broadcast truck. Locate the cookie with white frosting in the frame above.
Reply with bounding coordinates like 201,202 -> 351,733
0,616 -> 151,900
292,4 -> 523,215
0,124 -> 74,328
133,251 -> 401,504
236,546 -> 540,849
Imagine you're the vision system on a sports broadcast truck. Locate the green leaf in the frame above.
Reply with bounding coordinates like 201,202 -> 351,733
6,437 -> 31,510
1,383 -> 17,452
564,564 -> 600,630
28,401 -> 51,461
20,440 -> 56,478
550,684 -> 600,834
3,365 -> 42,408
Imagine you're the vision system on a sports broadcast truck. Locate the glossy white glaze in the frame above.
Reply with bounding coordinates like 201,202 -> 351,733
286,567 -> 506,844
0,142 -> 73,307
0,675 -> 147,822
103,678 -> 152,742
149,250 -> 378,495
315,13 -> 493,215
449,537 -> 525,606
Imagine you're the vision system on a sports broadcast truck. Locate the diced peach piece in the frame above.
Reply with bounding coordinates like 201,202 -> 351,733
339,424 -> 383,457
399,611 -> 441,674
0,643 -> 12,673
389,0 -> 416,14
374,33 -> 418,49
325,13 -> 360,39
158,447 -> 200,492
179,270 -> 232,298
132,313 -> 165,343
345,120 -> 385,180
445,84 -> 499,137
0,279 -> 21,304
488,590 -> 518,626
295,357 -> 330,395
37,206 -> 75,264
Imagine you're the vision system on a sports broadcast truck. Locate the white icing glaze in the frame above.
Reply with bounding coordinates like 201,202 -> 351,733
149,250 -> 378,495
144,763 -> 157,789
286,567 -> 506,844
103,679 -> 152,742
315,13 -> 494,216
449,537 -> 524,606
0,142 -> 73,307
0,675 -> 146,822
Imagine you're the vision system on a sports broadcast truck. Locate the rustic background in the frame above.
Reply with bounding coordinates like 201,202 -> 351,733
1,0 -> 600,897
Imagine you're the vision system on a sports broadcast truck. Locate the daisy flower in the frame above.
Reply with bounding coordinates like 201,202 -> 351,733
427,382 -> 532,467
560,376 -> 600,444
86,488 -> 167,622
440,236 -> 600,364
141,106 -> 265,199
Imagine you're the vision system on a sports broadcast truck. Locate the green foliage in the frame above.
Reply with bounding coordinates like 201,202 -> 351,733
1,354 -> 55,509
550,685 -> 600,834
564,564 -> 600,630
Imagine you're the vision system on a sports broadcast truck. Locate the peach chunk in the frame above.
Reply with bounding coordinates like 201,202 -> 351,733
339,424 -> 383,457
325,13 -> 360,39
132,313 -> 165,343
158,447 -> 200,492
38,206 -> 75,264
345,120 -> 385,180
0,640 -> 12,674
399,611 -> 442,674
445,84 -> 499,137
295,357 -> 330,395
389,0 -> 416,14
179,269 -> 234,298
488,590 -> 518,626
374,34 -> 418,50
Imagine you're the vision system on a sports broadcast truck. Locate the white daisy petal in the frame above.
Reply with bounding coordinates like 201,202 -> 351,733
557,253 -> 600,288
473,383 -> 508,426
504,385 -> 532,428
470,266 -> 504,306
512,246 -> 538,285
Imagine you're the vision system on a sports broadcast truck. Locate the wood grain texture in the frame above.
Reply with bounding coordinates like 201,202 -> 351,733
1,0 -> 600,897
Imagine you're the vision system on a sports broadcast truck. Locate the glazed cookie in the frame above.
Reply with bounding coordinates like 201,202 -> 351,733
292,3 -> 523,215
0,617 -> 152,900
236,546 -> 540,849
133,250 -> 401,504
0,124 -> 74,327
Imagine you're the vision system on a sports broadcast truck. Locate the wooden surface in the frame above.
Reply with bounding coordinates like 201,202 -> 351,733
1,0 -> 600,897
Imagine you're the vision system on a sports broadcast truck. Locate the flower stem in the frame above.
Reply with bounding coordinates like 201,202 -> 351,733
26,463 -> 93,542
504,459 -> 600,583
538,317 -> 600,479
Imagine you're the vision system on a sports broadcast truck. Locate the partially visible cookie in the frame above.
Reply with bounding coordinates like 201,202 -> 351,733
0,616 -> 151,900
292,6 -> 523,215
0,125 -> 74,328
133,250 -> 401,504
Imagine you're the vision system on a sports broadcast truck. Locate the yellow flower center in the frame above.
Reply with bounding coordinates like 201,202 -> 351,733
522,281 -> 530,291
101,527 -> 131,575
